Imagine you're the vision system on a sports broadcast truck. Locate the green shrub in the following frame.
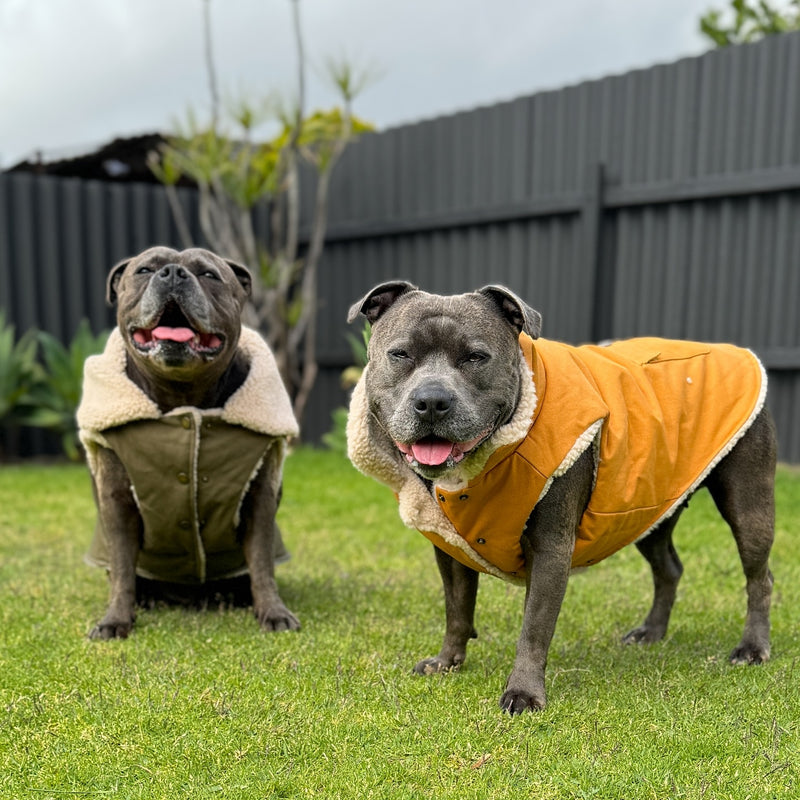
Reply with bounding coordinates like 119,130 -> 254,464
22,320 -> 109,460
0,310 -> 40,425
322,405 -> 350,454
323,322 -> 370,454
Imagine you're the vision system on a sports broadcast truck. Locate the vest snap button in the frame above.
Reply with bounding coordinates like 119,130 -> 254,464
181,416 -> 191,429
459,494 -> 469,501
438,494 -> 446,502
476,538 -> 486,545
179,519 -> 191,529
177,472 -> 189,484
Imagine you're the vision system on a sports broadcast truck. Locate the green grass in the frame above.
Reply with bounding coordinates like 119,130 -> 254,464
1,449 -> 798,799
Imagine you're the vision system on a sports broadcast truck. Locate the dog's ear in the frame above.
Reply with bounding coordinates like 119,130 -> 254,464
106,258 -> 132,306
224,259 -> 252,297
478,285 -> 542,339
347,281 -> 418,325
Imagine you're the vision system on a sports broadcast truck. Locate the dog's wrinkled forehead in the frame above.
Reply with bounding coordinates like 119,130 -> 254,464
106,247 -> 252,305
348,280 -> 542,340
135,246 -> 218,271
374,294 -> 524,369
377,292 -> 495,333
130,246 -> 183,270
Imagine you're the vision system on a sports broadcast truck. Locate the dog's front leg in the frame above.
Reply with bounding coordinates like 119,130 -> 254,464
240,451 -> 300,632
500,449 -> 593,713
90,447 -> 140,640
414,546 -> 479,674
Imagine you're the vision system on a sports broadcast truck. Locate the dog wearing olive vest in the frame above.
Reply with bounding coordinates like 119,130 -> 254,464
78,247 -> 299,639
346,281 -> 776,713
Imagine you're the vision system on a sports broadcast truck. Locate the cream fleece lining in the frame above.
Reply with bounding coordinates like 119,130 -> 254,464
78,325 -> 298,473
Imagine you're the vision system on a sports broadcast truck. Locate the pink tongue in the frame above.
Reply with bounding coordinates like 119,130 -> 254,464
152,326 -> 195,343
411,440 -> 455,466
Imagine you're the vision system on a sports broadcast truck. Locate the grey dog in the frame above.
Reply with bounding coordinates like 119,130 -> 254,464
78,247 -> 299,638
346,281 -> 776,713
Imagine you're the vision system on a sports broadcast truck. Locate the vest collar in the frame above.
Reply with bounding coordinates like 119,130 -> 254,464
78,326 -> 299,440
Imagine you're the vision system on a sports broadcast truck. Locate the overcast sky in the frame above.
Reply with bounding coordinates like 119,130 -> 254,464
1,0 -> 725,167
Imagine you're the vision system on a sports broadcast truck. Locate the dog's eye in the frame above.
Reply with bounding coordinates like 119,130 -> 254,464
463,351 -> 489,365
136,266 -> 153,275
199,270 -> 221,281
389,349 -> 411,362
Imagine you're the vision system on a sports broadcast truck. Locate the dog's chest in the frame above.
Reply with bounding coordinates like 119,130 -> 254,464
100,413 -> 272,582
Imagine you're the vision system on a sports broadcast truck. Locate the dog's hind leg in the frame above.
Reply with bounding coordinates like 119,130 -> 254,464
704,408 -> 776,665
622,512 -> 685,645
240,449 -> 300,633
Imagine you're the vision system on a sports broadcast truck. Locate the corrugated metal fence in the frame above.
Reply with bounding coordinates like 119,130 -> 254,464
2,31 -> 800,460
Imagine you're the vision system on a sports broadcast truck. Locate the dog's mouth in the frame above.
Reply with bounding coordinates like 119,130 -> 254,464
130,303 -> 224,355
395,431 -> 492,469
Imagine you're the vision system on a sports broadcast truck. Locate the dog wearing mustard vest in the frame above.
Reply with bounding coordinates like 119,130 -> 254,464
346,281 -> 776,713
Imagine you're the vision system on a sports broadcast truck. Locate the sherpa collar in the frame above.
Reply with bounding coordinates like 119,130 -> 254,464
78,325 -> 299,446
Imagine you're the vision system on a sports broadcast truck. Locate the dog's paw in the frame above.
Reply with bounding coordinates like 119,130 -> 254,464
412,655 -> 463,675
499,689 -> 546,715
89,617 -> 134,640
621,624 -> 665,645
729,642 -> 770,665
255,604 -> 300,632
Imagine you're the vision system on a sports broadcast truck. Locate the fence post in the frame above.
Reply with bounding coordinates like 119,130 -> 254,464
583,162 -> 610,343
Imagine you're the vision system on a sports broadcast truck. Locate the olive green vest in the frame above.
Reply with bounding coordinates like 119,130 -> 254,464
86,412 -> 280,583
78,326 -> 299,584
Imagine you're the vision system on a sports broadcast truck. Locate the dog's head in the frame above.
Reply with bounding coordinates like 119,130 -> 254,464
107,246 -> 251,382
348,281 -> 541,481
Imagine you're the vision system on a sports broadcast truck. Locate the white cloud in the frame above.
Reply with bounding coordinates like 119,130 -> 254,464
0,0 -> 713,166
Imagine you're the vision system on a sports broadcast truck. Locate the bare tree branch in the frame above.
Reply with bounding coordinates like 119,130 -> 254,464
203,0 -> 220,129
165,185 -> 195,249
148,0 -> 375,432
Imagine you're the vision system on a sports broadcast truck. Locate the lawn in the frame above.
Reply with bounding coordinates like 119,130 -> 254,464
1,448 -> 798,799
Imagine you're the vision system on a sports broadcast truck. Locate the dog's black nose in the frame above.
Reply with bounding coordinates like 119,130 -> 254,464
157,263 -> 189,285
413,383 -> 453,422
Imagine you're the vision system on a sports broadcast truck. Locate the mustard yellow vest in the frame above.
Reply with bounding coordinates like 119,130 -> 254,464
348,334 -> 766,582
